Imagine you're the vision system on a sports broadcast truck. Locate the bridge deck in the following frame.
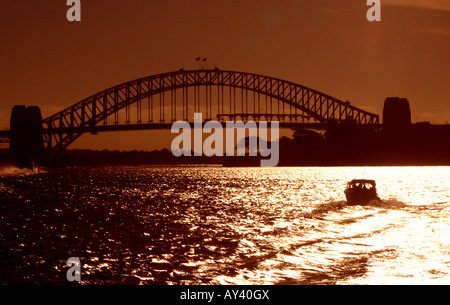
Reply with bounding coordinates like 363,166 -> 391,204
0,122 -> 384,144
42,122 -> 381,134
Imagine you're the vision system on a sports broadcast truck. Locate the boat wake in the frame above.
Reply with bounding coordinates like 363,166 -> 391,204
302,200 -> 347,218
303,197 -> 408,219
368,198 -> 407,209
0,165 -> 45,177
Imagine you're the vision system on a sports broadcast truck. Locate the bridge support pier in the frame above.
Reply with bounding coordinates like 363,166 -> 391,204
10,105 -> 45,167
383,97 -> 411,129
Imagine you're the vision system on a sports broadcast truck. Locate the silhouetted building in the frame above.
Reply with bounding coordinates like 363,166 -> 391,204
383,97 -> 411,129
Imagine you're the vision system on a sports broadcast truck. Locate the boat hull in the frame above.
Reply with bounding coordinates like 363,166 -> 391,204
344,189 -> 380,206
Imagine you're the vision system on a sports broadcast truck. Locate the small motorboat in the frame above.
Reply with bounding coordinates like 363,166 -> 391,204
16,157 -> 40,174
344,179 -> 380,205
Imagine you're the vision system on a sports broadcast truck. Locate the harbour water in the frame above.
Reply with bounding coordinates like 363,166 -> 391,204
0,166 -> 449,284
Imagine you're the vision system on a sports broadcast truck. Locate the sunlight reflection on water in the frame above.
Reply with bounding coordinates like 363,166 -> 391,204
0,166 -> 449,284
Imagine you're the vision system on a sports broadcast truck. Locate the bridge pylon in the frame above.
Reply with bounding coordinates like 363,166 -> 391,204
10,105 -> 45,167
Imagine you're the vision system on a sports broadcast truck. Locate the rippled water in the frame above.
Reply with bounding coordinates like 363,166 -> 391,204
0,166 -> 449,284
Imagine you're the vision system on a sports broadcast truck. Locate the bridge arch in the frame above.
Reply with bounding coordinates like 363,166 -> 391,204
42,69 -> 379,154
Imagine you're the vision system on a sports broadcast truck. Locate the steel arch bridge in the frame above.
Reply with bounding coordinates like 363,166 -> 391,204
2,69 -> 380,155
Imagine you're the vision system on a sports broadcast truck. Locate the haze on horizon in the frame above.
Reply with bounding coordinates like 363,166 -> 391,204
1,0 -> 449,151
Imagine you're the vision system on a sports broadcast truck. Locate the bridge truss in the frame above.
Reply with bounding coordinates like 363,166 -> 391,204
20,69 -> 379,154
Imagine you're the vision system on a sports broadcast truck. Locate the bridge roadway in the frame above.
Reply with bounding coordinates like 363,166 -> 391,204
0,120 -> 385,144
4,122 -> 450,144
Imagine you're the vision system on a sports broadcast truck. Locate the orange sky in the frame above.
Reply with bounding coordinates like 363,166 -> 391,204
1,0 -> 449,150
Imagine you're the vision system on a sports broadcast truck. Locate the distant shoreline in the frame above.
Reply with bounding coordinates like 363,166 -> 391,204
1,148 -> 449,167
2,122 -> 450,167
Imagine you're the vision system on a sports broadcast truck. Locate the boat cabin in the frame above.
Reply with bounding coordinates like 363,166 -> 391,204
346,179 -> 376,190
344,179 -> 379,205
